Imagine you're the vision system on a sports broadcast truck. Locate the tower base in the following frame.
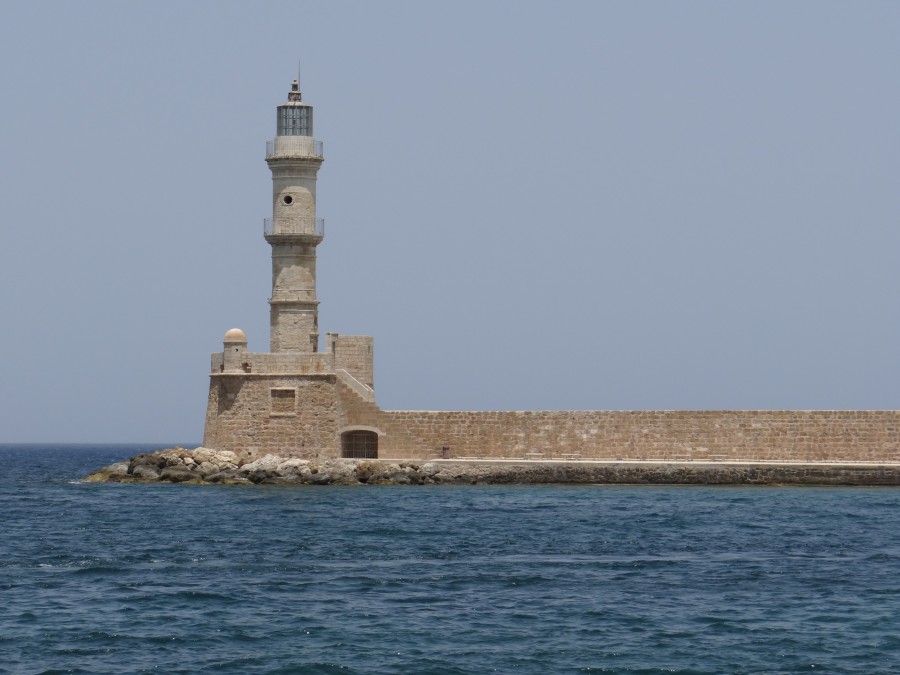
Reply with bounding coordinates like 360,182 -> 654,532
203,334 -> 378,461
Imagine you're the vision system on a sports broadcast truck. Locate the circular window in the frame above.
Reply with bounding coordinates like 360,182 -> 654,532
282,195 -> 293,205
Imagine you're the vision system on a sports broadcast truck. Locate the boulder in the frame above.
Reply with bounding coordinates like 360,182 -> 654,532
355,461 -> 380,483
160,466 -> 197,483
192,447 -> 239,466
105,462 -> 130,477
131,464 -> 160,480
196,461 -> 219,476
158,450 -> 187,468
322,460 -> 357,484
276,458 -> 310,477
241,454 -> 285,473
82,462 -> 131,483
370,463 -> 402,483
190,447 -> 217,462
130,453 -> 164,471
206,471 -> 252,485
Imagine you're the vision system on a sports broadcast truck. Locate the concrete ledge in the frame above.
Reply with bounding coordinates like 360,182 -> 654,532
411,458 -> 900,467
412,460 -> 900,485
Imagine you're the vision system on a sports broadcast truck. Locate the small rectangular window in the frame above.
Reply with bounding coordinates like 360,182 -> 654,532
270,388 -> 296,416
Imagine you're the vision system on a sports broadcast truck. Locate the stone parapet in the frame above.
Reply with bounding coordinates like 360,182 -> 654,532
210,351 -> 334,375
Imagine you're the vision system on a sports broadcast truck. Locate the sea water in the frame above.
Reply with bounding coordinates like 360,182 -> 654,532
2,445 -> 900,674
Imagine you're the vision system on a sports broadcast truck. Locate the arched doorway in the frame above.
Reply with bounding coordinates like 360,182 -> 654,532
341,430 -> 378,459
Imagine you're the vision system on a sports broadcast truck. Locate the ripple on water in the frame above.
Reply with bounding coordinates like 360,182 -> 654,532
3,450 -> 900,673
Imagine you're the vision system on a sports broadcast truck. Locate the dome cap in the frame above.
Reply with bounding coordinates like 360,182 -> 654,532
223,328 -> 248,343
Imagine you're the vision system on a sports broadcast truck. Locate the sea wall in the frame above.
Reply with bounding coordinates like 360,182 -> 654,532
202,363 -> 900,464
84,448 -> 900,487
378,410 -> 900,462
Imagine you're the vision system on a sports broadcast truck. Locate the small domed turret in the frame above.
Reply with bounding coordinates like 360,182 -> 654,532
223,328 -> 248,372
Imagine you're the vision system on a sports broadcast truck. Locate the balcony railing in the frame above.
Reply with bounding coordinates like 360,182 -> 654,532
264,217 -> 325,237
265,138 -> 324,159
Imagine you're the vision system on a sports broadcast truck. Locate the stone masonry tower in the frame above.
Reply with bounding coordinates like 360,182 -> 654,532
265,79 -> 324,353
204,75 -> 380,461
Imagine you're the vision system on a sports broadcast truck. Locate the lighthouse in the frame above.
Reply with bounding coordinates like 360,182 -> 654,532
265,78 -> 325,353
204,75 -> 380,460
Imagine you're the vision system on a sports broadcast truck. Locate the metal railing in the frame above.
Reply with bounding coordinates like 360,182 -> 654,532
264,217 -> 325,237
265,138 -> 324,158
341,430 -> 379,459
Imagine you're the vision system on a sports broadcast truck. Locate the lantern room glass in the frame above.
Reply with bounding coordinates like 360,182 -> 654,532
277,105 -> 313,136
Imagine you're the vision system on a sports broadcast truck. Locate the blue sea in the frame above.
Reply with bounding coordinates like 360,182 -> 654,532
3,445 -> 900,674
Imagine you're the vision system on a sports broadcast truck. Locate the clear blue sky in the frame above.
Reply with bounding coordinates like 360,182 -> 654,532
1,1 -> 898,443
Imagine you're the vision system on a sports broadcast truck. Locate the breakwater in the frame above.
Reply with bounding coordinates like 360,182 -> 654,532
84,447 -> 900,486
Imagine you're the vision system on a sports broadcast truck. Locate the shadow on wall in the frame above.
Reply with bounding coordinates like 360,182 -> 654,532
217,379 -> 244,414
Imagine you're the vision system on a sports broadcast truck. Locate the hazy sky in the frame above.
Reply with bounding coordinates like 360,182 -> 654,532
1,1 -> 898,443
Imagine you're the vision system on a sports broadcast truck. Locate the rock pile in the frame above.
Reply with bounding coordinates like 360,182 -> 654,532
84,447 -> 459,486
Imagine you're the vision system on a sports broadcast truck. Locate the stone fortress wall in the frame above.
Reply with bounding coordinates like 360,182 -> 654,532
206,330 -> 900,464
376,409 -> 900,462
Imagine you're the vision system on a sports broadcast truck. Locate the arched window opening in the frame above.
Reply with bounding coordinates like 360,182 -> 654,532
341,430 -> 378,459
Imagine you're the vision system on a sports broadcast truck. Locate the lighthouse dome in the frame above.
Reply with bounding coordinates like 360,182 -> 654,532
223,328 -> 248,343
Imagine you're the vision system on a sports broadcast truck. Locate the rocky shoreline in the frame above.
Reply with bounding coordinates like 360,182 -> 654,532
82,447 -> 900,486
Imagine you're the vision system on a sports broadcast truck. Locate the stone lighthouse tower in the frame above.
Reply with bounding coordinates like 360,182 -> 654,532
265,78 -> 324,353
203,75 -> 382,460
